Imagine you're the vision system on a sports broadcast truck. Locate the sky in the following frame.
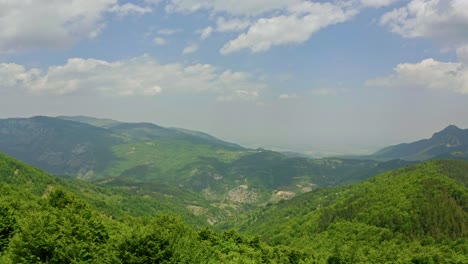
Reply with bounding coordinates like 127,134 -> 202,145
1,0 -> 468,155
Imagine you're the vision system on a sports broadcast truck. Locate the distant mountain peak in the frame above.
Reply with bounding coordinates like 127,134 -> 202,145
432,124 -> 465,139
440,125 -> 462,132
371,124 -> 468,161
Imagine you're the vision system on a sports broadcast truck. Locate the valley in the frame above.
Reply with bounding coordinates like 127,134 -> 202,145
0,116 -> 467,263
0,116 -> 419,223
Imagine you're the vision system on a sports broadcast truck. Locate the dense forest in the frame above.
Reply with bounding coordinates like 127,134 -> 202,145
0,153 -> 306,263
0,151 -> 467,263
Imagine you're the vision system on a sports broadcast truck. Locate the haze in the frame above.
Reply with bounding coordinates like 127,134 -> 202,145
1,0 -> 468,155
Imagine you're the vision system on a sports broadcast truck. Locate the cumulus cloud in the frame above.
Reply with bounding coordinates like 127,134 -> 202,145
380,0 -> 468,49
371,0 -> 468,95
0,55 -> 264,100
366,58 -> 468,94
198,18 -> 250,40
182,44 -> 199,54
220,2 -> 358,54
0,0 -> 154,53
167,0 -> 401,54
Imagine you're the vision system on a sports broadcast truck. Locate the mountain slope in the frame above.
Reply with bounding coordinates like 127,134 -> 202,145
371,125 -> 468,161
0,153 -> 307,263
0,116 -> 414,222
58,115 -> 244,149
222,160 -> 468,262
0,152 -> 221,225
0,116 -> 119,177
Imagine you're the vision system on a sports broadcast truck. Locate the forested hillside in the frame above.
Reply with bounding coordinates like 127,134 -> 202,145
0,153 -> 308,263
0,116 -> 413,221
221,160 -> 468,263
370,125 -> 468,161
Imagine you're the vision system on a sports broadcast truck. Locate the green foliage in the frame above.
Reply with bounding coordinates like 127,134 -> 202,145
0,206 -> 16,252
1,137 -> 467,263
223,160 -> 468,263
0,117 -> 414,209
0,153 -> 308,263
7,188 -> 112,263
115,215 -> 204,264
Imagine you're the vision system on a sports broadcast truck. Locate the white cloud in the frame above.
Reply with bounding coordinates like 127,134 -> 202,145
153,37 -> 167,45
278,93 -> 298,99
0,55 -> 264,100
0,63 -> 40,90
220,2 -> 357,55
367,58 -> 468,94
216,17 -> 251,32
198,18 -> 250,40
0,0 -> 154,53
380,0 -> 468,49
182,44 -> 199,54
199,27 -> 214,40
165,0 -> 297,16
109,3 -> 152,16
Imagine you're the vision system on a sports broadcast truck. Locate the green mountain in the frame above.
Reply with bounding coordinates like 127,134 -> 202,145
0,116 -> 414,222
1,125 -> 467,262
57,115 -> 123,128
370,125 -> 468,161
0,116 -> 119,177
222,160 -> 468,262
0,153 -> 307,263
0,151 -> 220,226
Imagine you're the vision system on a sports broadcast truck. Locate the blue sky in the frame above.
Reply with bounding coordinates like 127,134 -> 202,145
1,0 -> 468,155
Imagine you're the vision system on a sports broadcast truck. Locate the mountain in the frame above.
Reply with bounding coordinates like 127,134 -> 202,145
0,153 -> 306,263
0,151 -> 220,225
0,116 -> 119,177
58,115 -> 244,149
370,125 -> 468,161
57,115 -> 122,128
221,160 -> 468,262
0,116 -> 414,222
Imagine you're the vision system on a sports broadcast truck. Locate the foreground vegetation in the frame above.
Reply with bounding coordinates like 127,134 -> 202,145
221,160 -> 468,263
0,153 -> 306,263
1,152 -> 467,263
0,116 -> 416,222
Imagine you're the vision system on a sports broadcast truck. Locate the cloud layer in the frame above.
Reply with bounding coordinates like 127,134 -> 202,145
367,58 -> 468,94
0,55 -> 264,100
220,2 -> 358,54
380,0 -> 468,49
0,0 -> 157,53
369,0 -> 468,95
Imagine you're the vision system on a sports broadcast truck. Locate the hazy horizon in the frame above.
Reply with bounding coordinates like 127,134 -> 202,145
1,0 -> 468,155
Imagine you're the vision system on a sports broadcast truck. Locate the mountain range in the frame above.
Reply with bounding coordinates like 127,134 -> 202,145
0,116 -> 418,221
369,125 -> 468,161
0,116 -> 466,223
0,150 -> 466,262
